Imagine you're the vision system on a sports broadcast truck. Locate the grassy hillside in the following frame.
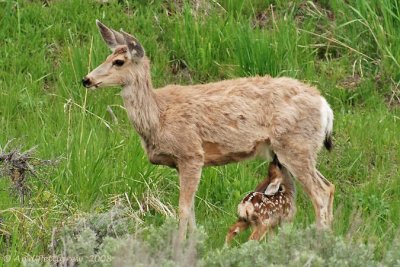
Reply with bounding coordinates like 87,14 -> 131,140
0,0 -> 399,266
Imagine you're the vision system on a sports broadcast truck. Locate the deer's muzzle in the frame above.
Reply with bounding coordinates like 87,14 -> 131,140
82,77 -> 92,88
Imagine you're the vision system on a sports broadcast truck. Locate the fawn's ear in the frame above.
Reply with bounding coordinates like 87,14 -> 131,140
96,20 -> 125,50
121,30 -> 145,60
264,179 -> 281,196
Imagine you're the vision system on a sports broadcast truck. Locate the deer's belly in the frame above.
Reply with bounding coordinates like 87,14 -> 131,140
203,140 -> 272,166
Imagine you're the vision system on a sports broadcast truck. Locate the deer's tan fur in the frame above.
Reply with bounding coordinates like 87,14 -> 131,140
83,21 -> 335,241
226,156 -> 296,244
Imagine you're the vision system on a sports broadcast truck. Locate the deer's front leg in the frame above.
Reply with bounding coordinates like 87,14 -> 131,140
177,161 -> 202,241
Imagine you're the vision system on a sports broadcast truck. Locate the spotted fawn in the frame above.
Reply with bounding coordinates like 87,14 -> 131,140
226,155 -> 296,244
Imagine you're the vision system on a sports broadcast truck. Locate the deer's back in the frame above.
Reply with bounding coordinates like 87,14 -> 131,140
156,76 -> 321,133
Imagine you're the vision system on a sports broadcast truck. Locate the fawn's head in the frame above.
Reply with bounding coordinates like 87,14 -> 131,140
263,156 -> 294,196
82,20 -> 145,89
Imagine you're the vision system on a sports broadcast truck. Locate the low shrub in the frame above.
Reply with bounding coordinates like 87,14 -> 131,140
23,205 -> 400,267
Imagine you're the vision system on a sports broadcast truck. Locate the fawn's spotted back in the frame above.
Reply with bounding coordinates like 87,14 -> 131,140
238,190 -> 294,224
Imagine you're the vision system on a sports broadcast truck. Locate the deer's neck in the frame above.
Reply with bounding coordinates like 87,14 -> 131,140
121,58 -> 161,143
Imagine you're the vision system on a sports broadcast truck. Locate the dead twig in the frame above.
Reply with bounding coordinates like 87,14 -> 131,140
0,140 -> 59,204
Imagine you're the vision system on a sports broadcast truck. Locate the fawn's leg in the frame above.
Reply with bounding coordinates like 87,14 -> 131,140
225,218 -> 250,245
257,224 -> 270,241
177,161 -> 202,242
249,223 -> 269,241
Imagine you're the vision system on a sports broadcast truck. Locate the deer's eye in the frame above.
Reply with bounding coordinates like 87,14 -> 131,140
113,59 -> 125,67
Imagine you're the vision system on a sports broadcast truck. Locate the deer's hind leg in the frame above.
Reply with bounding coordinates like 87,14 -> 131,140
275,146 -> 335,229
317,170 -> 335,224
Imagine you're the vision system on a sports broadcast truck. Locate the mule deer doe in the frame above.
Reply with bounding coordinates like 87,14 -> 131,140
226,155 -> 296,245
82,20 -> 335,241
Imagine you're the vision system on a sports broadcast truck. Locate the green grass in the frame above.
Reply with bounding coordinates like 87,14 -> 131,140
0,0 -> 399,266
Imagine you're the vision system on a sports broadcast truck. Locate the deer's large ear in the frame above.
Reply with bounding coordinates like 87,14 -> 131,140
264,179 -> 281,196
121,31 -> 145,60
96,20 -> 125,50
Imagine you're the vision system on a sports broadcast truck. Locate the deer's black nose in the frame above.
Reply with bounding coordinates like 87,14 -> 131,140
82,77 -> 91,87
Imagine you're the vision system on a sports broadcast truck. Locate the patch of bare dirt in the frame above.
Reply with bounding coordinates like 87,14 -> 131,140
252,5 -> 276,29
338,74 -> 362,91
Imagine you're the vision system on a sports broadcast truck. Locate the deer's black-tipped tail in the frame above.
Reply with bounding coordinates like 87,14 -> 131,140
321,97 -> 334,152
324,134 -> 333,151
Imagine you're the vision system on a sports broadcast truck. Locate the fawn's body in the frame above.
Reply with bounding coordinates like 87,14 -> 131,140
226,156 -> 296,244
83,21 -> 335,241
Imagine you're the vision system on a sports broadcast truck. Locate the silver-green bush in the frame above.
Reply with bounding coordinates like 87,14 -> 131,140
23,205 -> 400,267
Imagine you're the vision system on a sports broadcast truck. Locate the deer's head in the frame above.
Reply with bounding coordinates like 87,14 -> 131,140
82,20 -> 145,89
